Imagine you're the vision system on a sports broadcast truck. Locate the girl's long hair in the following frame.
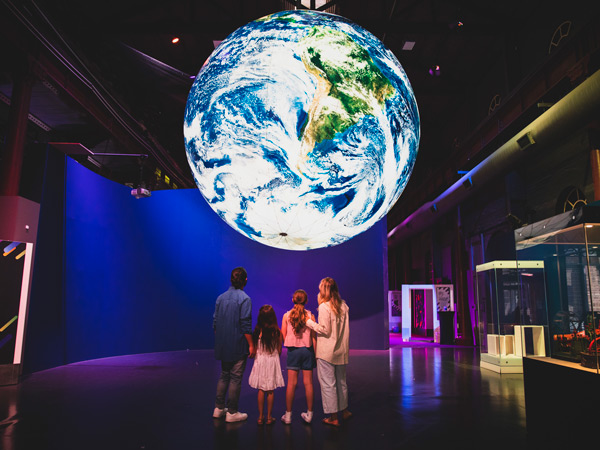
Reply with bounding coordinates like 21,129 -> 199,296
289,290 -> 308,335
252,305 -> 281,353
318,277 -> 343,316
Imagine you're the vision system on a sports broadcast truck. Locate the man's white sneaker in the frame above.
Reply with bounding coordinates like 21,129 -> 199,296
281,411 -> 292,424
300,411 -> 313,423
225,411 -> 248,422
213,407 -> 226,418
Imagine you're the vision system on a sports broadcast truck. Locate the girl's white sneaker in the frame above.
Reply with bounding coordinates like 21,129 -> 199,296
213,407 -> 226,418
300,411 -> 313,423
225,411 -> 248,422
281,411 -> 292,424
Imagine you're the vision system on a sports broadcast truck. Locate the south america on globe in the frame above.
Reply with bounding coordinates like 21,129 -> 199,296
184,10 -> 419,250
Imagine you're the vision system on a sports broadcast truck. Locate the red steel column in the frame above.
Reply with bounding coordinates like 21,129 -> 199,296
0,61 -> 34,196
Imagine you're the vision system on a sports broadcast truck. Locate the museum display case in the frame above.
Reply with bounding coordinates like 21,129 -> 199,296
515,206 -> 600,374
476,261 -> 545,373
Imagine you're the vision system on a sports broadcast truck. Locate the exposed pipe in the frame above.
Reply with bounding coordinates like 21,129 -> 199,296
388,69 -> 600,247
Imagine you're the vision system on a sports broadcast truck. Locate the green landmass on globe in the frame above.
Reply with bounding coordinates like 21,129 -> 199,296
299,26 -> 396,150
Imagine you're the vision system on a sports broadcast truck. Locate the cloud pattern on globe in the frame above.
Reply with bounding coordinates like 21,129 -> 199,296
184,10 -> 419,250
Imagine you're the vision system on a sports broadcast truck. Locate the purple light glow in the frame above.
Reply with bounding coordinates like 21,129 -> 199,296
428,65 -> 441,76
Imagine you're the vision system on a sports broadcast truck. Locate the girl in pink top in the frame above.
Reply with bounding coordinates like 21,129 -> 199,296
280,289 -> 317,424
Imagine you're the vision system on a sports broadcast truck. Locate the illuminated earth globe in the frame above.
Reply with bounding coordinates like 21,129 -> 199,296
184,10 -> 419,250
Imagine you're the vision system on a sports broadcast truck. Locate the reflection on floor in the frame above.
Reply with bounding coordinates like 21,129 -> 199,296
0,338 -> 529,449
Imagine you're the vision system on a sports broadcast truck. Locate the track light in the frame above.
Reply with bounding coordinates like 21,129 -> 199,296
449,20 -> 464,30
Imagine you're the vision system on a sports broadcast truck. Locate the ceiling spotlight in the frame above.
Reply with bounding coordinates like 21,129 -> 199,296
449,20 -> 464,30
428,65 -> 441,76
171,37 -> 180,44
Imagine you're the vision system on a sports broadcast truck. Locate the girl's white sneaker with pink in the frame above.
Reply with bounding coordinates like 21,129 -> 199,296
301,411 -> 313,423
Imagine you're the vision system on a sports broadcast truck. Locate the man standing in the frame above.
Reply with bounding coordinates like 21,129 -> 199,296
213,267 -> 255,422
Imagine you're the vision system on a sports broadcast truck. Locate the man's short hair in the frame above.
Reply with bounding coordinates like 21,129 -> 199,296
231,267 -> 247,289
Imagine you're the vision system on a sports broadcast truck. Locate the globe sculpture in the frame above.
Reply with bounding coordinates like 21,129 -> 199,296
184,10 -> 419,250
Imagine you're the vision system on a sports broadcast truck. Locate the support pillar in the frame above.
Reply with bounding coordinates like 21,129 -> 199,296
591,148 -> 600,202
0,58 -> 37,385
0,60 -> 34,196
455,207 -> 473,345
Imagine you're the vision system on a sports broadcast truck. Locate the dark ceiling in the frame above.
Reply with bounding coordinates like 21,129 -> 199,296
1,0 -> 598,196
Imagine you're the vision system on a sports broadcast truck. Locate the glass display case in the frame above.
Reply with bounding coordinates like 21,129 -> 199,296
515,206 -> 600,374
476,260 -> 546,373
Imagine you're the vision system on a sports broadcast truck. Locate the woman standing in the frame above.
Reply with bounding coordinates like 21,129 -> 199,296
306,277 -> 352,426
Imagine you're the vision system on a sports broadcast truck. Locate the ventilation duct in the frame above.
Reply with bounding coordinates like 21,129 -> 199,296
388,69 -> 600,247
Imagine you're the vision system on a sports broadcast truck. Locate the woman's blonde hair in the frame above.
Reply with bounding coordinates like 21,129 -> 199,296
289,289 -> 308,335
318,277 -> 343,316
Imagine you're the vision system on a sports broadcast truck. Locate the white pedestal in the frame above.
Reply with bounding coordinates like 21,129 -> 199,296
487,335 -> 500,355
514,325 -> 546,357
487,334 -> 515,356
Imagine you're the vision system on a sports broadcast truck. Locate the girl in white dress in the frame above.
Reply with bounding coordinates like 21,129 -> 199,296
248,305 -> 284,425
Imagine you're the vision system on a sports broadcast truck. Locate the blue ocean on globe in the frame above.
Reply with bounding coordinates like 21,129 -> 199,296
184,10 -> 419,250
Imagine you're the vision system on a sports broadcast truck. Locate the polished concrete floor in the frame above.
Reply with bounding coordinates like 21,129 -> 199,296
0,337 -> 529,450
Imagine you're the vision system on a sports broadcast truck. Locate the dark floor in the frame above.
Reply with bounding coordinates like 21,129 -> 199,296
0,337 -> 530,450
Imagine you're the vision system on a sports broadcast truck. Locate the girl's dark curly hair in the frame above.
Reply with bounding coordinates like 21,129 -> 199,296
252,305 -> 282,353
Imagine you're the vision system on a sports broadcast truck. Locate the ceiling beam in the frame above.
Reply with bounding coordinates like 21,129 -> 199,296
0,2 -> 194,188
100,18 -> 501,36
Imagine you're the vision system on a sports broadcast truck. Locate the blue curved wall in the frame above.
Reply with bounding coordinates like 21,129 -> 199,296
25,154 -> 388,372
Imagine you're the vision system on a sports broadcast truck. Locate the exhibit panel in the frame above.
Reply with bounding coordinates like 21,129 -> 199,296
388,290 -> 401,332
515,206 -> 600,374
476,260 -> 545,373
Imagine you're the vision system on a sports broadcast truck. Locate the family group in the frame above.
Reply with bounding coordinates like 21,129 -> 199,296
212,267 -> 351,427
